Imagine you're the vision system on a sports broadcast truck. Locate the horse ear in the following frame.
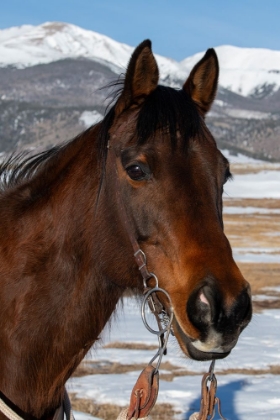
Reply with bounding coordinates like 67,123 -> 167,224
183,48 -> 219,116
115,39 -> 159,115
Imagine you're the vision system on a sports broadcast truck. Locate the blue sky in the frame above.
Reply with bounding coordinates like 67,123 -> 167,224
1,0 -> 279,60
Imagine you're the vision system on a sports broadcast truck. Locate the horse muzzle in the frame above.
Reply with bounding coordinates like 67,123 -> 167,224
172,277 -> 252,361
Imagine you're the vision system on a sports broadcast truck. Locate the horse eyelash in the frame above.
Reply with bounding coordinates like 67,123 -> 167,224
225,168 -> 233,183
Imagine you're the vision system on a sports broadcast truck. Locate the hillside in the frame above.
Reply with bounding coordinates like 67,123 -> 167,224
0,22 -> 280,160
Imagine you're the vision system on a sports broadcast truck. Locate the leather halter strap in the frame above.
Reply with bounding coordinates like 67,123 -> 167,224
108,148 -> 154,284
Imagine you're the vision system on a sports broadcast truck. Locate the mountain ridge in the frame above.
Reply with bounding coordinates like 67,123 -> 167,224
1,22 -> 280,98
0,22 -> 280,160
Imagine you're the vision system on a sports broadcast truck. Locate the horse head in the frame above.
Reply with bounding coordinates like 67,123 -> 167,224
100,40 -> 252,361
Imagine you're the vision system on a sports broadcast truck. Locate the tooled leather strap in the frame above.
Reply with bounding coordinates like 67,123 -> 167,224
199,373 -> 217,419
127,365 -> 159,420
189,373 -> 225,420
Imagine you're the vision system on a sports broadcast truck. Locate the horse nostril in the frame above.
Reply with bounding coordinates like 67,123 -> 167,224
187,284 -> 214,333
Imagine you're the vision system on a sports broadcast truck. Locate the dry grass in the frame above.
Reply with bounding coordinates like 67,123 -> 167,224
224,213 -> 280,249
70,396 -> 122,420
160,365 -> 280,381
69,394 -> 179,420
74,359 -> 280,380
224,198 -> 280,209
223,202 -> 280,308
237,263 -> 280,295
73,360 -> 147,377
216,365 -> 280,376
230,163 -> 280,175
73,360 -> 192,378
222,195 -> 280,297
103,341 -> 158,350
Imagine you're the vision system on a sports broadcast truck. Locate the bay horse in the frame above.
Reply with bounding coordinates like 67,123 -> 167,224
0,40 -> 252,420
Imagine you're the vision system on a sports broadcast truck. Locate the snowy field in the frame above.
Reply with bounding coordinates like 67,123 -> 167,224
224,170 -> 280,199
67,152 -> 280,420
67,299 -> 280,420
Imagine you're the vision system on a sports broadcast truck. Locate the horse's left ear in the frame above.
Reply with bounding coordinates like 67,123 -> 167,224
115,39 -> 159,115
183,48 -> 219,116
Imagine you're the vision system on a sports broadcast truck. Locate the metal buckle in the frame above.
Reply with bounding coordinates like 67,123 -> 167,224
134,249 -> 147,272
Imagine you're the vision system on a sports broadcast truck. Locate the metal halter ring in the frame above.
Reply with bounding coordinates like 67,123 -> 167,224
141,286 -> 174,335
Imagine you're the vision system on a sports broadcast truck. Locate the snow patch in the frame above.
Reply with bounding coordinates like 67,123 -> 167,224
223,206 -> 280,214
221,149 -> 265,164
79,111 -> 103,128
224,109 -> 272,119
223,170 -> 280,199
233,252 -> 280,263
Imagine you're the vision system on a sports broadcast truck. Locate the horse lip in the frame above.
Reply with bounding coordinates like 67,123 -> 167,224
172,315 -> 231,361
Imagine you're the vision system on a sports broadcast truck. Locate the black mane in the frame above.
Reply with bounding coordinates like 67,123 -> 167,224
0,126 -> 94,192
97,84 -> 204,167
0,147 -> 62,192
137,85 -> 203,146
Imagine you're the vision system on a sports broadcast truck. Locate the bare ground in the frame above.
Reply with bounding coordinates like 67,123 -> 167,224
223,196 -> 280,297
230,163 -> 280,175
70,360 -> 280,419
224,198 -> 280,209
74,359 -> 280,380
238,263 -> 280,297
224,213 -> 280,249
103,342 -> 158,350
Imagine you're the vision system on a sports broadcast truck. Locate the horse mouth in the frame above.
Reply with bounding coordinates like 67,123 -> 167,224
172,315 -> 231,361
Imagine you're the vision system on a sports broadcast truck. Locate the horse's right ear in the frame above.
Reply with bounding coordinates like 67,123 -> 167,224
115,40 -> 159,115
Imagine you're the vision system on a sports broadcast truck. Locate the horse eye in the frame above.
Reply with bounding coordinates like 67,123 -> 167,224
126,165 -> 147,181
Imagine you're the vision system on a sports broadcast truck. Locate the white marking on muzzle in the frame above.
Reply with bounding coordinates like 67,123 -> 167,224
192,329 -> 224,353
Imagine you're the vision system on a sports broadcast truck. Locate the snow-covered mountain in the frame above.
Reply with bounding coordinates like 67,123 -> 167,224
1,22 -> 280,98
0,22 -> 182,81
182,46 -> 280,97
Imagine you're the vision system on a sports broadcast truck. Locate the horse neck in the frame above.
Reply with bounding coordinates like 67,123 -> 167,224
0,127 -> 125,418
